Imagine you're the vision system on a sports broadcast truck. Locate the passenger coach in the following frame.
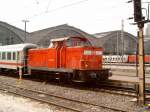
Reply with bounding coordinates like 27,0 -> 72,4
0,44 -> 37,78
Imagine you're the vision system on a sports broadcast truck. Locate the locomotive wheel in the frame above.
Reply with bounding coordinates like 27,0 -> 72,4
97,70 -> 109,81
72,71 -> 91,82
61,73 -> 67,81
78,71 -> 87,81
59,73 -> 72,83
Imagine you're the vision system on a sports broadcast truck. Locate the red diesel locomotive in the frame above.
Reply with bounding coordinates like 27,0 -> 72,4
0,36 -> 111,82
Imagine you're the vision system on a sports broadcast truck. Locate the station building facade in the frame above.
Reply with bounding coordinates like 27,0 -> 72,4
94,31 -> 137,54
0,21 -> 139,55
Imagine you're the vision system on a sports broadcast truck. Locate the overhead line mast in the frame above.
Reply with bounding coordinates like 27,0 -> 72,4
121,19 -> 124,55
133,0 -> 145,105
128,0 -> 150,105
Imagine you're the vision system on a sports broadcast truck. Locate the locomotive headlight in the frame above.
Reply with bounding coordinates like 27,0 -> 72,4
96,51 -> 102,55
84,50 -> 92,55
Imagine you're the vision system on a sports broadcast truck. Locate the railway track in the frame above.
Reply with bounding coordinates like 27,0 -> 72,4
0,71 -> 146,97
0,81 -> 126,112
103,63 -> 150,71
97,81 -> 150,101
103,63 -> 150,66
0,71 -> 144,97
97,82 -> 137,97
104,63 -> 150,78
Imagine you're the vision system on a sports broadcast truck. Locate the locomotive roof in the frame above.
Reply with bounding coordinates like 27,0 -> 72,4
0,43 -> 37,52
50,36 -> 90,42
51,37 -> 69,42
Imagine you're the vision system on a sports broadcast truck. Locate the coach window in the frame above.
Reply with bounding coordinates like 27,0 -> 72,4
2,52 -> 6,60
7,52 -> 11,60
17,52 -> 20,60
0,52 -> 1,60
13,52 -> 16,60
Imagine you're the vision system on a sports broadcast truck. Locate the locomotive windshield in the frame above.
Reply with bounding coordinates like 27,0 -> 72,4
65,37 -> 91,47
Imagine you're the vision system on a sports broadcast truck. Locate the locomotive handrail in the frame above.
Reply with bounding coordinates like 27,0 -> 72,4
60,45 -> 65,68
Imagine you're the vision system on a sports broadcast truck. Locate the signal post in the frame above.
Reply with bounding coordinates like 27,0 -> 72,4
133,0 -> 145,104
138,24 -> 145,105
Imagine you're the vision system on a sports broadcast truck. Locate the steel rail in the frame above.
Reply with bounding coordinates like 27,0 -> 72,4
103,63 -> 150,66
97,83 -> 137,97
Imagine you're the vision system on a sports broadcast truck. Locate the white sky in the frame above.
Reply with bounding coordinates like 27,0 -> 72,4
0,0 -> 149,35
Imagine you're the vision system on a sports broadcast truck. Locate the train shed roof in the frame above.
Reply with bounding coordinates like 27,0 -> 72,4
27,24 -> 97,47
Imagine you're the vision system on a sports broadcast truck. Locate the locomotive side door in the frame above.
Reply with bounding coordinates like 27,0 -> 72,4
56,41 -> 66,68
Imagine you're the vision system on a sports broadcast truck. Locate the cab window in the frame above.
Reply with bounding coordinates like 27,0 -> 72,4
66,38 -> 91,47
0,52 -> 1,60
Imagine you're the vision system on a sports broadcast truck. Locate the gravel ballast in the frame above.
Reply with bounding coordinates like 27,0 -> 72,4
0,91 -> 71,112
0,75 -> 147,112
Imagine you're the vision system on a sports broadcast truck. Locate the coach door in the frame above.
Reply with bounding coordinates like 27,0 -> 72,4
56,41 -> 66,68
23,48 -> 29,73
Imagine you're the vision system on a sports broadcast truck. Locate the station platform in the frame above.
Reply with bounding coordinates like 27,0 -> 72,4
109,75 -> 150,85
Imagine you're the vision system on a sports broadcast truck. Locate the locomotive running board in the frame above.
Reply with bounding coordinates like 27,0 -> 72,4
29,67 -> 73,73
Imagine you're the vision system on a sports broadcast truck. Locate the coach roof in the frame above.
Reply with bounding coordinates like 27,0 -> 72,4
0,43 -> 37,52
